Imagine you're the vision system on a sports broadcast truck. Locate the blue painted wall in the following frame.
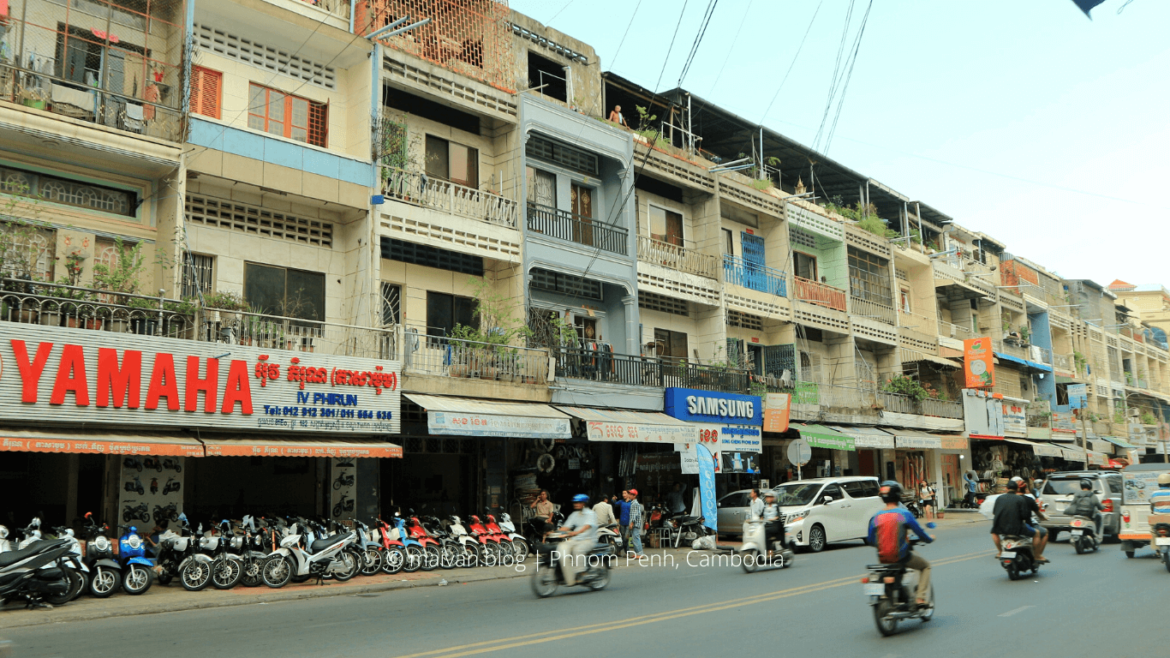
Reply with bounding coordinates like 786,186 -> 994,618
1030,310 -> 1057,406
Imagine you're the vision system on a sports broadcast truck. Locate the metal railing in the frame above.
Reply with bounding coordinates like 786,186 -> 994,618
794,276 -> 846,311
402,330 -> 548,383
937,320 -> 977,341
851,296 -> 897,325
993,338 -> 1029,360
638,236 -> 719,278
723,255 -> 787,297
921,398 -> 963,419
1052,353 -> 1073,372
1032,345 -> 1053,365
877,390 -> 917,414
0,63 -> 184,143
553,348 -> 750,394
381,167 -> 518,228
0,279 -> 397,359
527,203 -> 628,255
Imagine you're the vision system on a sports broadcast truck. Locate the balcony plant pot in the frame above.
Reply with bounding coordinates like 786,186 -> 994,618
84,318 -> 104,331
108,317 -> 131,333
39,309 -> 61,327
17,308 -> 38,324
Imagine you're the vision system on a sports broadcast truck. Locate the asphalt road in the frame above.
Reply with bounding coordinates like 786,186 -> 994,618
7,521 -> 1164,657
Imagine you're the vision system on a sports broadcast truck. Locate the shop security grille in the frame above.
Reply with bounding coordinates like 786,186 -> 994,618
526,135 -> 599,176
382,238 -> 485,276
181,253 -> 214,300
639,291 -> 688,316
194,24 -> 337,90
186,195 -> 334,248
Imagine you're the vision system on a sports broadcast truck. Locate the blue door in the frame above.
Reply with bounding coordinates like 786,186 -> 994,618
740,233 -> 778,294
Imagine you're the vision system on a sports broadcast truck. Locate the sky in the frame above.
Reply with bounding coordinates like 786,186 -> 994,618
510,0 -> 1170,286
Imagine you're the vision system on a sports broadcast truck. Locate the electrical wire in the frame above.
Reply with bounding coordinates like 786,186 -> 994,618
609,0 -> 645,68
653,0 -> 690,92
758,0 -> 823,123
677,0 -> 720,87
823,0 -> 874,154
812,0 -> 857,151
707,0 -> 752,97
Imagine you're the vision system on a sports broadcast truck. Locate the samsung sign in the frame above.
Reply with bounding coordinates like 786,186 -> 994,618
664,388 -> 763,426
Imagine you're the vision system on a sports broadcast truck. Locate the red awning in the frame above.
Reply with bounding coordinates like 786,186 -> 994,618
0,430 -> 204,457
200,437 -> 402,458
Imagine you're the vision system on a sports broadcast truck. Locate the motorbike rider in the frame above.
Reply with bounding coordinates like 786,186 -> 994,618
1067,478 -> 1104,537
748,488 -> 764,521
557,494 -> 597,586
991,480 -> 1049,563
762,491 -> 785,555
1150,474 -> 1170,515
867,481 -> 934,608
1012,477 -> 1050,562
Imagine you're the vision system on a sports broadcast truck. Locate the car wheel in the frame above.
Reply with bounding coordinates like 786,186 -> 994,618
807,525 -> 826,553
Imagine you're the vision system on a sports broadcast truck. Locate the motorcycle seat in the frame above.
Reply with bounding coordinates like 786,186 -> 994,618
0,539 -> 65,567
310,533 -> 350,554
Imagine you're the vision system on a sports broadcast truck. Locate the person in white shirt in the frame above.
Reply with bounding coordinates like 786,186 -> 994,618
748,488 -> 765,521
593,496 -> 616,528
558,494 -> 597,586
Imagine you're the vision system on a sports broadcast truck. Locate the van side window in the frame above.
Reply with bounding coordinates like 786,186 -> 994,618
718,493 -> 746,509
860,480 -> 881,498
1107,478 -> 1122,495
820,484 -> 843,504
842,481 -> 867,499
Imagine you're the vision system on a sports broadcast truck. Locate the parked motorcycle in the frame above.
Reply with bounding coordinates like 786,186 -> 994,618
375,517 -> 416,574
669,514 -> 714,548
445,515 -> 483,568
117,525 -> 155,595
497,513 -> 530,562
352,520 -> 384,576
239,516 -> 271,587
530,533 -> 610,598
0,529 -> 77,607
484,513 -> 516,560
999,535 -> 1040,580
49,524 -> 88,601
864,526 -> 935,636
205,520 -> 245,590
419,516 -> 462,570
596,521 -> 622,557
123,503 -> 149,523
156,515 -> 214,591
1069,515 -> 1101,554
1152,517 -> 1170,573
260,519 -> 361,588
738,519 -> 794,573
405,513 -> 442,570
81,513 -> 122,598
467,515 -> 506,567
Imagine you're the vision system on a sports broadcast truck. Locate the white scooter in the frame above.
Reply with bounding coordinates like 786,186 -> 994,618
739,519 -> 794,573
596,523 -> 623,556
446,516 -> 484,567
497,513 -> 530,562
259,521 -> 360,587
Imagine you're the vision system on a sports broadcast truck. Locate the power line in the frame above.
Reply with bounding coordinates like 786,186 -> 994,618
823,0 -> 874,154
546,0 -> 576,25
758,0 -> 823,123
707,0 -> 752,97
653,0 -> 690,92
812,0 -> 857,151
609,0 -> 645,67
678,0 -> 720,87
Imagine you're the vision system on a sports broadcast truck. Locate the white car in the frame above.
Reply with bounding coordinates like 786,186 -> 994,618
775,477 -> 885,552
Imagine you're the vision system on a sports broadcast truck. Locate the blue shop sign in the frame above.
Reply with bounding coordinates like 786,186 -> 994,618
663,388 -> 763,426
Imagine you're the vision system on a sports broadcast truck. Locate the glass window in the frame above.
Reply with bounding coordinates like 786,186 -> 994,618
772,482 -> 821,506
723,228 -> 734,256
381,283 -> 401,327
820,484 -> 843,504
795,252 -> 818,281
649,206 -> 683,246
718,493 -> 747,509
526,167 -> 557,208
248,84 -> 327,147
243,263 -> 325,321
900,289 -> 912,313
0,164 -> 135,217
181,253 -> 214,300
841,481 -> 867,499
426,292 -> 477,338
425,136 -> 478,188
1106,477 -> 1122,495
654,329 -> 688,361
848,247 -> 893,306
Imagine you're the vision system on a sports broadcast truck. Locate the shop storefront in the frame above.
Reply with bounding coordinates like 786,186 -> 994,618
0,323 -> 403,528
936,435 -> 969,507
826,426 -> 894,479
663,388 -> 763,496
891,431 -> 942,493
789,423 -> 856,479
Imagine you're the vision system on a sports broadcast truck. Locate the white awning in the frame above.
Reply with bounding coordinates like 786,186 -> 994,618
556,406 -> 697,443
892,429 -> 943,449
825,425 -> 895,449
404,394 -> 571,439
1005,438 -> 1063,458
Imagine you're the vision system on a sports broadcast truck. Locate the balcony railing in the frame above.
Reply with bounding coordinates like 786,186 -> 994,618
553,348 -> 749,394
921,398 -> 963,419
993,338 -> 1030,361
0,279 -> 397,360
527,203 -> 627,255
1052,353 -> 1073,373
381,167 -> 518,228
723,255 -> 787,297
402,330 -> 548,384
878,390 -> 917,415
638,236 -> 719,278
937,320 -> 977,341
1,63 -> 184,143
850,296 -> 897,325
762,377 -> 964,420
794,276 -> 846,311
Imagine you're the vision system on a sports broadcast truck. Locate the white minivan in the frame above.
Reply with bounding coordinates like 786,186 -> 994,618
775,476 -> 885,552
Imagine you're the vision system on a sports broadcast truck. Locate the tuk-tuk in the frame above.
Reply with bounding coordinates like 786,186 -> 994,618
1119,462 -> 1170,558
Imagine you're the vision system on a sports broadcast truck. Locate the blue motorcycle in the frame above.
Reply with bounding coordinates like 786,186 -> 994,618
118,525 -> 155,595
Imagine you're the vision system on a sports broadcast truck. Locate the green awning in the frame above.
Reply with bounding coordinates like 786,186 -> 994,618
793,423 -> 856,451
1100,436 -> 1138,450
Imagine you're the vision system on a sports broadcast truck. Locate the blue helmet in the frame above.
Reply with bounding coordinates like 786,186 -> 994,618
572,494 -> 589,504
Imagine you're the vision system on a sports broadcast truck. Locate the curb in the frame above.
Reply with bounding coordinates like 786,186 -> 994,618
0,568 -> 529,630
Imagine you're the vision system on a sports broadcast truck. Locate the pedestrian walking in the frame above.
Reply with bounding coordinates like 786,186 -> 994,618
627,489 -> 645,559
616,491 -> 631,550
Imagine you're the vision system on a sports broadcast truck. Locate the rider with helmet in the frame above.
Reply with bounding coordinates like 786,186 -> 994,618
1150,473 -> 1170,516
762,490 -> 786,554
557,494 -> 598,586
867,481 -> 934,608
1068,478 -> 1104,536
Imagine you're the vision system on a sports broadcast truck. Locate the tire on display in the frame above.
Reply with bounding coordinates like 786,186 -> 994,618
45,569 -> 82,606
741,549 -> 759,573
403,545 -> 425,573
180,561 -> 212,592
211,558 -> 243,590
123,564 -> 153,595
808,525 -> 827,553
873,600 -> 898,636
89,567 -> 120,598
382,547 -> 405,574
261,556 -> 293,589
531,567 -> 557,598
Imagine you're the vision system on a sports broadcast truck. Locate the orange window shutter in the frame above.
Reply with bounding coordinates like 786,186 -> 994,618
192,66 -> 222,119
308,101 -> 328,147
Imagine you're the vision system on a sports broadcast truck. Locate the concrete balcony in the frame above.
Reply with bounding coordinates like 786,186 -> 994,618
553,348 -> 749,394
794,276 -> 846,312
381,167 -> 518,229
638,236 -> 719,279
850,296 -> 897,325
775,379 -> 964,429
723,256 -> 787,297
526,202 -> 627,256
402,330 -> 549,385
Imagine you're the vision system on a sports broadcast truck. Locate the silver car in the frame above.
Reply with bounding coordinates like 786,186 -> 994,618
1039,471 -> 1123,539
716,490 -> 756,536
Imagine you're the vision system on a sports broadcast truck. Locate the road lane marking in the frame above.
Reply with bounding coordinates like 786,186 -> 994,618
998,605 -> 1034,617
401,549 -> 994,658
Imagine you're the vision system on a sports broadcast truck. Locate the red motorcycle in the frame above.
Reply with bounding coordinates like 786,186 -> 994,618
467,515 -> 507,567
405,514 -> 442,570
484,514 -> 517,560
376,517 -> 421,573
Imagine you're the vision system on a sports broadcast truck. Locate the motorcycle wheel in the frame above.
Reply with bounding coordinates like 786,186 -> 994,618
531,566 -> 557,598
361,547 -> 383,575
587,565 -> 609,591
139,512 -> 149,522
460,543 -> 481,569
46,569 -> 83,606
332,504 -> 342,518
420,544 -> 441,571
402,545 -> 424,573
211,558 -> 243,589
741,549 -> 759,573
480,542 -> 500,568
241,559 -> 264,587
1074,537 -> 1085,555
382,546 -> 405,574
333,480 -> 342,490
332,550 -> 361,582
439,543 -> 459,570
123,564 -> 153,595
873,600 -> 898,636
180,561 -> 213,591
261,556 -> 293,588
1006,562 -> 1020,581
90,567 -> 120,598
511,538 -> 530,563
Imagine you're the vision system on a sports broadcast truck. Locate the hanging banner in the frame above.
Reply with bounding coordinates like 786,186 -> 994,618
763,393 -> 791,433
1067,384 -> 1087,410
1003,402 -> 1027,438
584,422 -> 696,443
118,456 -> 184,535
679,442 -> 700,475
964,337 -> 995,388
696,443 -> 718,533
